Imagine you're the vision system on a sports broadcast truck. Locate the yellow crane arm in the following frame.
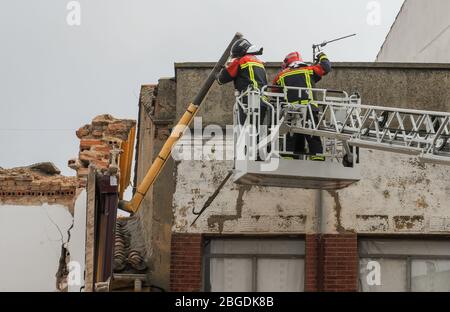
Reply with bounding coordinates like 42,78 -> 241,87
119,32 -> 243,213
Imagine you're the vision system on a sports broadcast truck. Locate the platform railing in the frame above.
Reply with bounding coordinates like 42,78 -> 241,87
267,86 -> 450,165
233,86 -> 349,166
234,85 -> 450,167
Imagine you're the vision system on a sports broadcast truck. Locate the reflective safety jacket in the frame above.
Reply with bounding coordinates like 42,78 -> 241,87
217,54 -> 268,92
272,55 -> 331,106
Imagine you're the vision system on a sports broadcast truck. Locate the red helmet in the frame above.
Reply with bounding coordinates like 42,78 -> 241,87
282,51 -> 304,69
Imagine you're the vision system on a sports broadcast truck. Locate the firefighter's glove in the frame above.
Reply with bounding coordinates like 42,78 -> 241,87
315,51 -> 328,63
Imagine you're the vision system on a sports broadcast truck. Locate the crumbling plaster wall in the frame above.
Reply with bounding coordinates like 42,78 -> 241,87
170,63 -> 450,235
321,149 -> 450,234
173,158 -> 317,234
172,148 -> 450,235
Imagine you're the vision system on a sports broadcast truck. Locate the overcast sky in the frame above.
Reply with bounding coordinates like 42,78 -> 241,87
0,0 -> 404,175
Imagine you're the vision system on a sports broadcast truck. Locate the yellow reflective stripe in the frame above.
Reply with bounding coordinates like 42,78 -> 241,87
278,69 -> 319,107
248,64 -> 258,89
278,69 -> 313,80
291,100 -> 310,105
240,62 -> 264,89
305,72 -> 312,94
240,62 -> 265,69
304,72 -> 318,107
319,55 -> 328,62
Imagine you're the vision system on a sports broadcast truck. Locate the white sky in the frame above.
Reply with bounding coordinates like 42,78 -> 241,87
0,0 -> 404,175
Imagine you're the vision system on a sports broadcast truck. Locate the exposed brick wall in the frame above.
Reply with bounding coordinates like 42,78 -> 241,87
170,233 -> 203,292
322,234 -> 358,292
305,234 -> 320,292
0,163 -> 78,209
305,234 -> 358,292
68,114 -> 136,186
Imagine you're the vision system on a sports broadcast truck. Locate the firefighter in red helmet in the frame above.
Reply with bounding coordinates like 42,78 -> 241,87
273,50 -> 331,161
217,38 -> 268,126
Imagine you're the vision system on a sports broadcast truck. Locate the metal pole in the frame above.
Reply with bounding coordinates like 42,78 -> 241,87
321,33 -> 356,46
312,33 -> 356,60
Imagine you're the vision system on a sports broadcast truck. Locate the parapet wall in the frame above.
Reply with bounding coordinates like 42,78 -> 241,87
175,62 -> 450,127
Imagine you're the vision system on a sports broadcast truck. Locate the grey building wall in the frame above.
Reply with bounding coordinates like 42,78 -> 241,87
376,0 -> 450,62
175,62 -> 450,127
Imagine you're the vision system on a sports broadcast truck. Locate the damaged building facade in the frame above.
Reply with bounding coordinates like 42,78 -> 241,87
69,114 -> 150,292
5,63 -> 448,292
134,61 -> 450,292
80,1 -> 450,291
0,114 -> 140,292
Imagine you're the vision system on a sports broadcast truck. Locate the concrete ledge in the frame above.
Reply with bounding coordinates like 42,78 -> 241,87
175,62 -> 450,70
233,159 -> 360,190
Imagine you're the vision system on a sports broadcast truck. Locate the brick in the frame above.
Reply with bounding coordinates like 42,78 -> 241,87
80,139 -> 104,149
15,185 -> 31,192
91,159 -> 110,169
77,168 -> 89,176
91,130 -> 104,137
76,125 -> 91,138
108,121 -> 128,132
92,145 -> 111,153
79,150 -> 101,161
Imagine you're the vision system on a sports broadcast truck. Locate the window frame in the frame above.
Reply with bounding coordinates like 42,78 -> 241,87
203,237 -> 305,292
359,251 -> 450,292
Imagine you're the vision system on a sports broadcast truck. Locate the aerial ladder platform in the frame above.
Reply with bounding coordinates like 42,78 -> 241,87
233,86 -> 450,190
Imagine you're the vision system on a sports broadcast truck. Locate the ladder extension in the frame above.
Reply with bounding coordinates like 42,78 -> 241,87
242,86 -> 450,166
